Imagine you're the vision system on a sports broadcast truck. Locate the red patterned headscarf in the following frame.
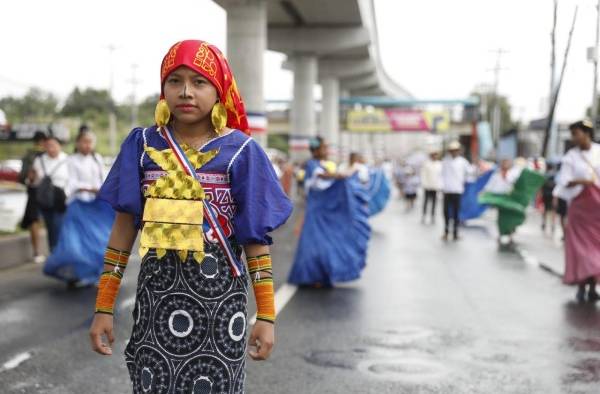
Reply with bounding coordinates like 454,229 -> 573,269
160,40 -> 249,134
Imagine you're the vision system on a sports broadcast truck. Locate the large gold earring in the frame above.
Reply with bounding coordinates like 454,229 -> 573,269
211,102 -> 227,135
155,99 -> 171,127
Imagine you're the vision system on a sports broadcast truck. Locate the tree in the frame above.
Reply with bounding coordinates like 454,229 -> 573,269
0,87 -> 58,122
61,87 -> 115,117
470,90 -> 516,134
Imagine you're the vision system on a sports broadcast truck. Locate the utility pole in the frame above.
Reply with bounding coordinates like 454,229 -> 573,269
591,0 -> 600,129
542,5 -> 578,158
548,0 -> 559,158
105,44 -> 118,156
490,49 -> 508,151
128,64 -> 140,130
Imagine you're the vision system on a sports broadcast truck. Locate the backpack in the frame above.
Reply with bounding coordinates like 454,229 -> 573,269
35,156 -> 67,212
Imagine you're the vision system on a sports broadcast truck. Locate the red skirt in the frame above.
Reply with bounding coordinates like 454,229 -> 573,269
564,185 -> 600,284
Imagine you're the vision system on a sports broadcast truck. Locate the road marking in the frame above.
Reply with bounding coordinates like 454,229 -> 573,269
249,283 -> 298,325
1,352 -> 32,372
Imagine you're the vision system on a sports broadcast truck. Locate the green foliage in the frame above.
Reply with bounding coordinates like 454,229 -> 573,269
267,133 -> 289,154
0,87 -> 58,122
61,87 -> 115,117
471,91 -> 516,134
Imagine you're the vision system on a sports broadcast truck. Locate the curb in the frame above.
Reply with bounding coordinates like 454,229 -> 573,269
0,231 -> 48,270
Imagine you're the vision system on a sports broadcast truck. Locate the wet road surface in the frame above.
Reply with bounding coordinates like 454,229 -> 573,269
1,199 -> 599,393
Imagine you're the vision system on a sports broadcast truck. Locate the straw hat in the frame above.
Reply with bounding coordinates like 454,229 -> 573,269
448,141 -> 461,151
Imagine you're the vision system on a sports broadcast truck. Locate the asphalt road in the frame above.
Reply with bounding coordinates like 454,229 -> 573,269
1,198 -> 599,393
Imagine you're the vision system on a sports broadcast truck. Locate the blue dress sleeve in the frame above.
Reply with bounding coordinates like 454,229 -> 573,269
230,139 -> 293,245
97,128 -> 144,228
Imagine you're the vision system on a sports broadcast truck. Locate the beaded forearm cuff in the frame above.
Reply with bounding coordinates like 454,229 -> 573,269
247,254 -> 275,323
95,247 -> 130,315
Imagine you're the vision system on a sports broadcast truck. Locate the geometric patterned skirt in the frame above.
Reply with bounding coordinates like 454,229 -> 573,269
125,241 -> 248,393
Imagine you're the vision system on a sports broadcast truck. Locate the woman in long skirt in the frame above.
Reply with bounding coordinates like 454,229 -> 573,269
556,120 -> 600,302
88,40 -> 292,393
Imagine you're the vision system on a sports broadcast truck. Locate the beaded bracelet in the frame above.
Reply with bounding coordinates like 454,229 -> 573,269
247,254 -> 275,323
95,247 -> 130,315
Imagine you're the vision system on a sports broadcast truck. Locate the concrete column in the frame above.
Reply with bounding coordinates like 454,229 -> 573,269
218,0 -> 267,146
291,54 -> 318,139
320,77 -> 340,161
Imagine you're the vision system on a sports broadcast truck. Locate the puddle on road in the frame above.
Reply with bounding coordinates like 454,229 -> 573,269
357,358 -> 448,383
563,358 -> 600,385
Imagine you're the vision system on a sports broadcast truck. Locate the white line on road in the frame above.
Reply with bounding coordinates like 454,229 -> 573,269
249,283 -> 298,325
1,352 -> 32,372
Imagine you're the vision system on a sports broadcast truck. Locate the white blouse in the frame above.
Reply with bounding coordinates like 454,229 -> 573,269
554,143 -> 600,202
66,152 -> 105,202
32,152 -> 69,190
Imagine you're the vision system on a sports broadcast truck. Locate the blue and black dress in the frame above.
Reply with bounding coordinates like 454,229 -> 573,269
98,126 -> 292,394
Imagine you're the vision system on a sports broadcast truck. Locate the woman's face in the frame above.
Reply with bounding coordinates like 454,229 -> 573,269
163,66 -> 219,126
77,133 -> 95,155
45,139 -> 61,158
571,127 -> 591,148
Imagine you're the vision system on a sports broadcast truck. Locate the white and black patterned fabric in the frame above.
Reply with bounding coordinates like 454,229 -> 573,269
125,242 -> 248,394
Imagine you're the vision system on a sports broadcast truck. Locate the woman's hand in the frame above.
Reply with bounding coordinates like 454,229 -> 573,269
89,313 -> 115,355
248,320 -> 274,361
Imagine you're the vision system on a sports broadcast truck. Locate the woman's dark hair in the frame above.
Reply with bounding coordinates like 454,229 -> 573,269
46,135 -> 62,145
309,136 -> 324,153
33,131 -> 47,143
569,120 -> 594,140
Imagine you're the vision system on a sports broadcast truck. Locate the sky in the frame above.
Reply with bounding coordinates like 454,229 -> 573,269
0,0 -> 598,123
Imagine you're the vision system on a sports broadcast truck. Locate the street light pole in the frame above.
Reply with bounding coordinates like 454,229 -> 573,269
591,0 -> 600,128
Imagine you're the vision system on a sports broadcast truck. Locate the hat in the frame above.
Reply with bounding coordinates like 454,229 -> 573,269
448,141 -> 461,151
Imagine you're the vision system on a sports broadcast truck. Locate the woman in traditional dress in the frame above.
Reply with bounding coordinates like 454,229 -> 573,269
88,40 -> 292,393
43,130 -> 114,287
556,120 -> 600,302
288,137 -> 370,287
478,159 -> 545,246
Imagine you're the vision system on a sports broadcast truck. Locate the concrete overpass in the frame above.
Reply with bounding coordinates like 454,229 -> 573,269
214,0 -> 411,151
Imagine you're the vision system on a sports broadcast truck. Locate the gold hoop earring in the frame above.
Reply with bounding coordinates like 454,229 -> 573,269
155,99 -> 171,127
211,102 -> 227,135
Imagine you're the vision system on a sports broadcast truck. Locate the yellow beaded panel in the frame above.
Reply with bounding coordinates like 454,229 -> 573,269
145,145 -> 218,172
143,198 -> 203,225
145,172 -> 204,200
139,144 -> 218,263
140,222 -> 204,255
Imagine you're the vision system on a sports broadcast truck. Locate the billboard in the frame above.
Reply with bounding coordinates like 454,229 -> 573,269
347,109 -> 450,132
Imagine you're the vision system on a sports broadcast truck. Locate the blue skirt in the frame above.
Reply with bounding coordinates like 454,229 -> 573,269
288,178 -> 371,286
459,169 -> 494,221
368,169 -> 391,216
43,199 -> 115,284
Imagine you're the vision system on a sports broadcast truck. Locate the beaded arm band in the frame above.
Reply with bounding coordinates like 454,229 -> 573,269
95,247 -> 131,315
247,254 -> 275,324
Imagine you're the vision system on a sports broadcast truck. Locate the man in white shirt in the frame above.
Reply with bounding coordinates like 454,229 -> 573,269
420,150 -> 442,224
441,141 -> 472,241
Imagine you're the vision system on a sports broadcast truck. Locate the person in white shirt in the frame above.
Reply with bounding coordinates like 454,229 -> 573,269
340,152 -> 370,184
484,159 -> 522,195
441,141 -> 472,241
555,120 -> 600,302
31,136 -> 69,251
67,131 -> 105,203
420,151 -> 442,224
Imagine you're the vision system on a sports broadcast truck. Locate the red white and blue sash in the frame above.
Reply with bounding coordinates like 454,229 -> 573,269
160,126 -> 244,277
